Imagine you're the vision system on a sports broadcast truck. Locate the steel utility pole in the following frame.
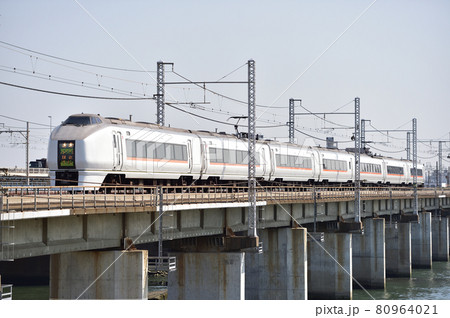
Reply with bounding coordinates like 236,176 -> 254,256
156,61 -> 165,126
412,118 -> 418,215
354,97 -> 361,223
26,122 -> 29,186
438,141 -> 443,187
247,59 -> 257,238
155,61 -> 174,126
288,98 -> 301,143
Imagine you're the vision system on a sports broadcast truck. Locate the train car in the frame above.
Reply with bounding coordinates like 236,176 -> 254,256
360,154 -> 384,185
48,114 -> 423,189
48,114 -> 200,188
317,148 -> 354,184
270,142 -> 317,183
404,160 -> 425,185
199,132 -> 270,182
382,158 -> 409,185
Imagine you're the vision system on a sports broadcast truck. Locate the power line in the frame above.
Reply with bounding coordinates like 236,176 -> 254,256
165,103 -> 285,129
172,70 -> 286,109
0,40 -> 153,73
0,65 -> 154,97
369,144 -> 405,154
0,114 -> 49,127
0,81 -> 155,100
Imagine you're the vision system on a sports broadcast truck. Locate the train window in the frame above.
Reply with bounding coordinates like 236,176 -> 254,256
223,149 -> 230,163
387,165 -> 404,175
323,159 -> 347,171
182,145 -> 187,160
136,141 -> 146,158
240,150 -> 248,164
288,156 -> 296,167
165,144 -> 174,160
146,142 -> 155,158
174,145 -> 183,161
210,148 -> 217,162
126,140 -> 136,158
155,143 -> 166,159
228,150 -> 237,164
236,150 -> 244,164
410,168 -> 423,177
62,116 -> 92,126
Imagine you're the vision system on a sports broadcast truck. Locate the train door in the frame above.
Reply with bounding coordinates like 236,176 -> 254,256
113,131 -> 123,171
260,146 -> 267,178
200,141 -> 207,175
267,145 -> 275,180
187,140 -> 193,173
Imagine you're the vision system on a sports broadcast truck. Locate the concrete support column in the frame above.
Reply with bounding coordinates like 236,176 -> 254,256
50,250 -> 148,299
352,218 -> 386,289
245,227 -> 307,300
168,252 -> 245,300
385,223 -> 411,277
411,212 -> 432,268
432,216 -> 449,261
308,233 -> 352,300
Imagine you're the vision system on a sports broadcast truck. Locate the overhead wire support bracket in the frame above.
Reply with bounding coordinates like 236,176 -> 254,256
161,60 -> 259,242
287,98 -> 361,224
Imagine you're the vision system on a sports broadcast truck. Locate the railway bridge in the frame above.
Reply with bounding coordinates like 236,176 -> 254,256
1,185 -> 450,299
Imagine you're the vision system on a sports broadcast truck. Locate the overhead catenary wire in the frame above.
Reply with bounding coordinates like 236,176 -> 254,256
165,103 -> 285,129
0,40 -> 154,73
0,81 -> 155,100
0,114 -> 51,127
171,70 -> 286,109
0,66 -> 155,98
0,45 -> 159,87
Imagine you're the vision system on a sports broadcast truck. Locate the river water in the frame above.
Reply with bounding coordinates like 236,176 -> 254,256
9,261 -> 450,300
353,261 -> 450,300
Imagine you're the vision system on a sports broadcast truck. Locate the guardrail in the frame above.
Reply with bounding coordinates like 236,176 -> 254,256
148,256 -> 177,272
0,185 -> 449,213
0,168 -> 49,176
1,284 -> 13,300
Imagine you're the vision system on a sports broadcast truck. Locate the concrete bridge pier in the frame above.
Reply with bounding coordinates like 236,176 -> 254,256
245,227 -> 307,300
432,216 -> 449,262
411,212 -> 432,268
168,252 -> 245,300
49,249 -> 148,299
352,218 -> 386,289
307,233 -> 352,300
385,222 -> 412,277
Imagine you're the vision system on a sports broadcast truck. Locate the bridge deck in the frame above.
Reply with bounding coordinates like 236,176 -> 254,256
1,185 -> 448,216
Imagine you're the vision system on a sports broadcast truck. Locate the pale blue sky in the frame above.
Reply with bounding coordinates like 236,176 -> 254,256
0,0 -> 449,168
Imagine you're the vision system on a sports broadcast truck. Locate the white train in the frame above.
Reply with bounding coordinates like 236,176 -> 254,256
47,114 -> 424,189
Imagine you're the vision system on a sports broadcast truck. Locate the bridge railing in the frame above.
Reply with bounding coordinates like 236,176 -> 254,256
0,185 -> 449,213
0,284 -> 13,300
